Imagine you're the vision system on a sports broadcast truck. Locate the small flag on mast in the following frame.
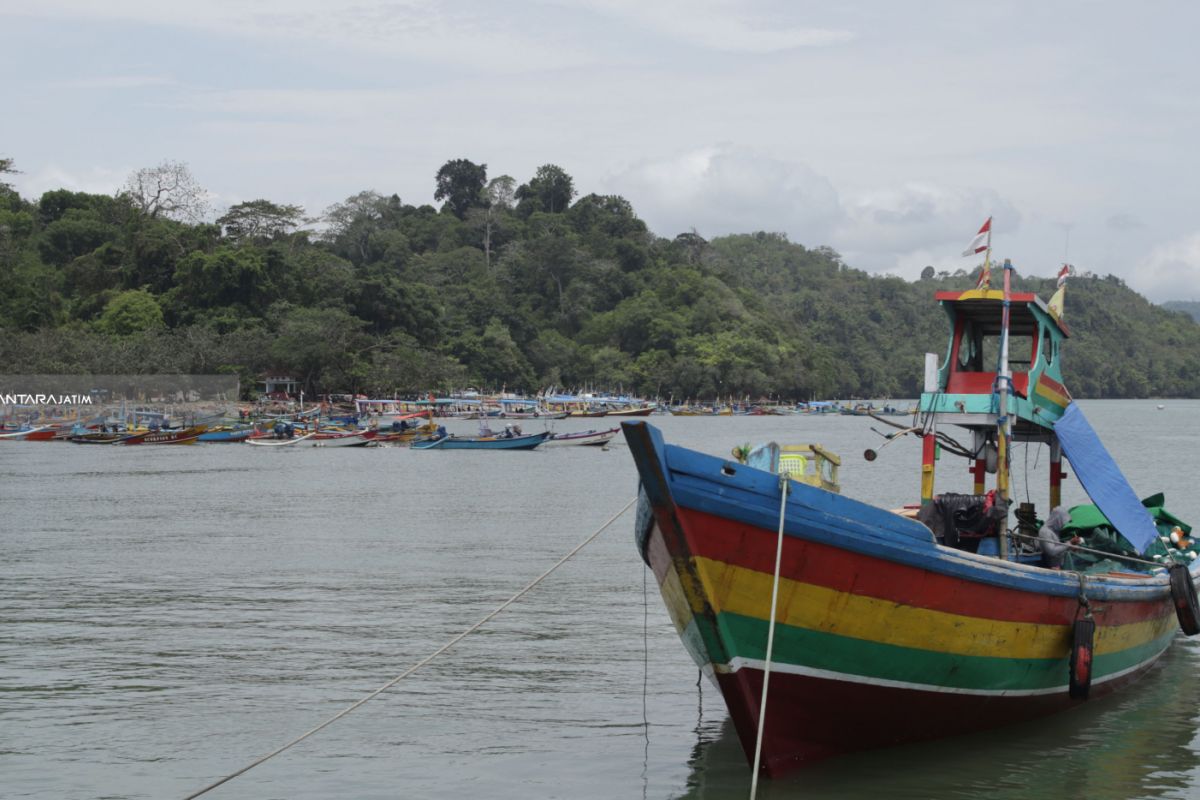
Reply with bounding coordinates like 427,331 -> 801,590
963,216 -> 993,289
962,217 -> 992,257
1056,263 -> 1072,287
1048,264 -> 1072,320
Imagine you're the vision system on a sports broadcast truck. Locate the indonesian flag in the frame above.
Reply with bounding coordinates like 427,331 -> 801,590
962,217 -> 992,257
1057,263 -> 1072,287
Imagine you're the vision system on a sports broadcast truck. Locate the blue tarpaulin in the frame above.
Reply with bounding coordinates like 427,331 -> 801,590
1053,402 -> 1159,553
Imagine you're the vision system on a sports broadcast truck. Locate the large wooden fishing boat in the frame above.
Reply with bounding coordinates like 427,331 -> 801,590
121,425 -> 208,445
623,258 -> 1200,778
0,425 -> 57,441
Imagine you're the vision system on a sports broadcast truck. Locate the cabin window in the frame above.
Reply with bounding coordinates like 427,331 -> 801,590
966,333 -> 1034,373
1042,328 -> 1054,366
957,322 -> 981,370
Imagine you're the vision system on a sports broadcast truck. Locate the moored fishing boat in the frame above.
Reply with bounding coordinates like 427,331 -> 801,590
311,429 -> 376,447
120,425 -> 208,445
0,425 -> 57,441
411,429 -> 551,450
545,427 -> 620,447
623,255 -> 1200,778
197,426 -> 255,443
604,404 -> 657,417
245,432 -> 316,447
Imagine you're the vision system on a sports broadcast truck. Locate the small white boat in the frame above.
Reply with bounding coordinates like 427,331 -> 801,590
311,430 -> 376,447
545,427 -> 621,447
245,432 -> 316,447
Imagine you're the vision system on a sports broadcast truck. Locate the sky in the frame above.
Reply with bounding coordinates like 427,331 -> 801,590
4,0 -> 1200,301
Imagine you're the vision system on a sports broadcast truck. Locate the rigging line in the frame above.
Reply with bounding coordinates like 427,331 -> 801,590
181,497 -> 637,800
642,561 -> 651,800
1007,529 -> 1175,569
749,474 -> 790,800
1024,439 -> 1031,503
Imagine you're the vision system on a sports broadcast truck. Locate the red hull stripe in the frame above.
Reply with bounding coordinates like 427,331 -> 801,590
677,507 -> 1166,627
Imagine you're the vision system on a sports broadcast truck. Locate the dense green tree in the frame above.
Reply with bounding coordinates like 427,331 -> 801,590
434,158 -> 488,220
217,199 -> 305,243
515,164 -> 575,216
97,289 -> 164,335
0,156 -> 17,188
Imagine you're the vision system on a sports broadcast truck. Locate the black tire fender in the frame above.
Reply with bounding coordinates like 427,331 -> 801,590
1169,563 -> 1200,636
1069,617 -> 1095,700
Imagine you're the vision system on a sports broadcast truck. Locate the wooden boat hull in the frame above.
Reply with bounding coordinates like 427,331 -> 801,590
623,421 -> 1185,777
311,430 -> 376,447
0,426 -> 57,441
121,426 -> 207,445
546,427 -> 620,446
245,433 -> 317,447
70,432 -> 133,444
412,431 -> 551,450
197,428 -> 254,442
605,406 -> 656,417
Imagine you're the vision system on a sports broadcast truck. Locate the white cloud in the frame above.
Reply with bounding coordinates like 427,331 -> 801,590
611,144 -> 842,242
833,183 -> 1021,277
1135,234 -> 1200,301
14,0 -> 607,72
51,75 -> 175,90
14,164 -> 127,198
562,0 -> 854,53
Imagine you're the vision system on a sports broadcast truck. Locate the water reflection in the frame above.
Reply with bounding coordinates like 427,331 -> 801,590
677,638 -> 1200,800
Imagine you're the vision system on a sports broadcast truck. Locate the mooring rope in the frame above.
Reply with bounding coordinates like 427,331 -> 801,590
749,474 -> 790,800
182,497 -> 636,800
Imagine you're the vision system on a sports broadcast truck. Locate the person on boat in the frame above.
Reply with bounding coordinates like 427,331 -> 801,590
1038,507 -> 1082,569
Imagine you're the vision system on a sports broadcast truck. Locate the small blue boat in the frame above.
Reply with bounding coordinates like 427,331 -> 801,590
197,427 -> 254,443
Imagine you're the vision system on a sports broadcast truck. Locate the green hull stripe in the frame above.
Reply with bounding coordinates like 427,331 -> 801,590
681,611 -> 1174,692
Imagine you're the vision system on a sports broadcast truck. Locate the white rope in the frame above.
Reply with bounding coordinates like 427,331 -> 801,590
749,474 -> 790,799
182,497 -> 636,800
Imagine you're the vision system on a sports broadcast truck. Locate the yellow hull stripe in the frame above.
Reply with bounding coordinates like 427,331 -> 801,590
692,556 -> 1173,659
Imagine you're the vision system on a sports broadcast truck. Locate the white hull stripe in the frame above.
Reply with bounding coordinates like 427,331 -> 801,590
704,647 -> 1172,698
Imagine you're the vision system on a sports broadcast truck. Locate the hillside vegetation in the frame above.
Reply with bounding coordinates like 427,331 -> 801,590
1,157 -> 1197,399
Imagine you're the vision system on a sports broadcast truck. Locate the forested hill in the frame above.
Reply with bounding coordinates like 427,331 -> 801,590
1163,301 -> 1200,322
1,157 -> 1198,399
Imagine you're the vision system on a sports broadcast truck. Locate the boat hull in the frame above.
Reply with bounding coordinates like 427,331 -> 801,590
546,427 -> 620,446
624,421 -> 1186,777
245,433 -> 316,447
311,430 -> 376,447
0,426 -> 57,441
412,431 -> 550,450
121,426 -> 207,445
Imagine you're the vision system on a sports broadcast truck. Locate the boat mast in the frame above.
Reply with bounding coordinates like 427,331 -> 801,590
995,258 -> 1014,559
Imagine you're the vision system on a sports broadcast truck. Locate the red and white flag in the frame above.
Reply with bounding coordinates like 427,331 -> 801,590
1056,263 -> 1072,286
962,217 -> 992,257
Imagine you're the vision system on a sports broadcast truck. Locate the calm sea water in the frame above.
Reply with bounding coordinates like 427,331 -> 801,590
4,401 -> 1200,800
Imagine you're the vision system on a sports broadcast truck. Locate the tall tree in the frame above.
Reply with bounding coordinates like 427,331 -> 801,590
434,158 -> 488,220
217,199 -> 305,243
0,156 -> 18,190
121,160 -> 209,221
321,191 -> 397,265
516,164 -> 575,215
476,175 -> 516,269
